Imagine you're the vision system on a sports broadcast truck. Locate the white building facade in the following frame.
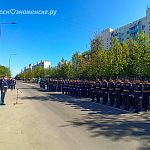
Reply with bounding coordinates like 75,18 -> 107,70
24,60 -> 51,72
101,8 -> 150,50
31,60 -> 51,70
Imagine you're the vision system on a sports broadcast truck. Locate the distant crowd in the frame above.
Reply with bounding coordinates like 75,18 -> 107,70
38,78 -> 150,113
0,76 -> 16,105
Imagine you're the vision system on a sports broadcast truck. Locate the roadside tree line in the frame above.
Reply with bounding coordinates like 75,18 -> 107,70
0,65 -> 11,77
17,32 -> 150,80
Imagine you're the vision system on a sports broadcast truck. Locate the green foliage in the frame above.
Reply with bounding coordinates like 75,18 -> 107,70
17,32 -> 150,80
91,32 -> 103,52
0,65 -> 11,77
33,66 -> 45,78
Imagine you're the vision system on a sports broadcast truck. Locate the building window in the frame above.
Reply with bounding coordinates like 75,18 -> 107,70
142,25 -> 145,29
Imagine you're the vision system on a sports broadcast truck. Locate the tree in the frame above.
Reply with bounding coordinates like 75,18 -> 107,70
33,66 -> 45,78
89,49 -> 106,79
109,37 -> 125,77
0,65 -> 11,77
135,31 -> 150,77
91,33 -> 103,52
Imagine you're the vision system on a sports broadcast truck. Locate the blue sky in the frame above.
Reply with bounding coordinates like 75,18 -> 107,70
0,0 -> 149,76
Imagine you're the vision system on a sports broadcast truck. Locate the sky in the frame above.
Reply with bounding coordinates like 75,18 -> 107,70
0,0 -> 149,77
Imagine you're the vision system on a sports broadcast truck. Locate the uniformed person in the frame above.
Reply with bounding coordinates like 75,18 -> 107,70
0,76 -> 8,105
74,80 -> 79,97
108,79 -> 116,106
130,79 -> 136,109
62,80 -> 66,94
122,79 -> 132,111
134,79 -> 143,113
82,81 -> 88,98
115,79 -> 123,108
143,79 -> 150,111
101,79 -> 108,104
87,81 -> 92,98
79,81 -> 85,98
95,79 -> 101,103
83,81 -> 90,98
90,81 -> 96,102
65,80 -> 69,95
77,81 -> 83,98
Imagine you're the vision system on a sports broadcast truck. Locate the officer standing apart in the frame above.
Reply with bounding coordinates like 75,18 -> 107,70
0,76 -> 8,105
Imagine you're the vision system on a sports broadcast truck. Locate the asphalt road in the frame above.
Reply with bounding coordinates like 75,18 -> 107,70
7,81 -> 150,150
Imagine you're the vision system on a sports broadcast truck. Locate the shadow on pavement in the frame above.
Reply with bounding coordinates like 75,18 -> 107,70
48,93 -> 128,115
66,113 -> 150,150
20,88 -> 150,150
21,96 -> 50,101
48,93 -> 150,150
17,87 -> 39,90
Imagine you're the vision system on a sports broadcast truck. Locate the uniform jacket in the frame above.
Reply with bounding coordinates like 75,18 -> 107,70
1,79 -> 8,93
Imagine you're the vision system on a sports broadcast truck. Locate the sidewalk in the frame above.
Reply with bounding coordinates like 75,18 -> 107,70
0,89 -> 36,150
0,86 -> 63,150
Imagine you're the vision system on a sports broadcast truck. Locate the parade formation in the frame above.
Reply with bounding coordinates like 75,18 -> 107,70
39,78 -> 150,113
1,75 -> 150,114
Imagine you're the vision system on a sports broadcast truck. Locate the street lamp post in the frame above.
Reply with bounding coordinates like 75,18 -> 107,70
9,54 -> 16,76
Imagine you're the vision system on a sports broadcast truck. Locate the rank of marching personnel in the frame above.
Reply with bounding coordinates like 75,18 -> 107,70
39,78 -> 150,113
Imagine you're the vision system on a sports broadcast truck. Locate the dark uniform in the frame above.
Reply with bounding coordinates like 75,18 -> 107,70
57,80 -> 62,92
1,78 -> 8,105
73,81 -> 78,97
108,80 -> 116,106
82,81 -> 89,98
115,79 -> 123,108
68,81 -> 72,96
85,81 -> 91,98
108,80 -> 115,106
134,80 -> 143,113
143,80 -> 150,111
62,80 -> 66,94
77,82 -> 82,98
71,81 -> 76,97
101,80 -> 108,104
122,80 -> 132,111
96,81 -> 101,103
80,82 -> 85,97
130,81 -> 136,108
62,81 -> 68,95
90,82 -> 96,102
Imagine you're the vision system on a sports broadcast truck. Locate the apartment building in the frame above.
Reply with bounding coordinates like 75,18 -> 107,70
101,8 -> 150,50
